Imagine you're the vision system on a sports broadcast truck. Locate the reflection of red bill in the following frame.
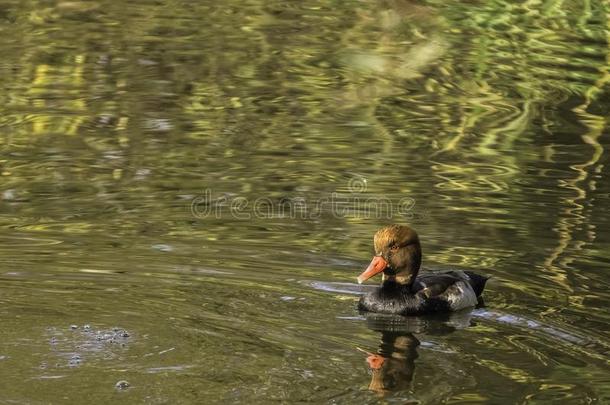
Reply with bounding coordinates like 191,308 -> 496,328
357,256 -> 388,284
366,354 -> 386,370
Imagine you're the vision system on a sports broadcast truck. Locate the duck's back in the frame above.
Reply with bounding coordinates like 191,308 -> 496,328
415,270 -> 486,312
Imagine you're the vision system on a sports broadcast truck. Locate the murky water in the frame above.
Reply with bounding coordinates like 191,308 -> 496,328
1,0 -> 609,403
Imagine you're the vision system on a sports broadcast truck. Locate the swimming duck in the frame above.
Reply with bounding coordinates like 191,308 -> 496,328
357,225 -> 489,315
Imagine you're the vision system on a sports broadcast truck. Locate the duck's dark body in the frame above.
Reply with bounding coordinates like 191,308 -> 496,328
358,270 -> 488,316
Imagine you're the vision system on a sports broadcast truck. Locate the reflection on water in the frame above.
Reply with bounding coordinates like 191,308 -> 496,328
359,311 -> 480,400
364,332 -> 419,395
359,311 -> 472,397
0,0 -> 609,403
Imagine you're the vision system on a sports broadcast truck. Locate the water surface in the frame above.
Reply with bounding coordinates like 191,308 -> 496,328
1,0 -> 609,403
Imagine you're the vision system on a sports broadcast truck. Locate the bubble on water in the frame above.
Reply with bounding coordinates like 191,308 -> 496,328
68,354 -> 82,367
115,380 -> 130,390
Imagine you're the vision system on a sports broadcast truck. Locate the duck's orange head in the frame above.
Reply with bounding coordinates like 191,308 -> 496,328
357,225 -> 422,286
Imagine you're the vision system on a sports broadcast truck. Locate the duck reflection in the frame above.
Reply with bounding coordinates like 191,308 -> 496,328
360,310 -> 474,395
365,331 -> 419,393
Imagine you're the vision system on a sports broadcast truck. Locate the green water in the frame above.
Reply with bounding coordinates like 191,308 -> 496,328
1,0 -> 609,403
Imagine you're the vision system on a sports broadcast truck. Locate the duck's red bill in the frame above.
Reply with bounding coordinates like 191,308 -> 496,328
366,354 -> 386,370
357,256 -> 388,284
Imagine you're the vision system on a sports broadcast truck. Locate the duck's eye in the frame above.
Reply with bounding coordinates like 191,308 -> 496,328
390,244 -> 399,251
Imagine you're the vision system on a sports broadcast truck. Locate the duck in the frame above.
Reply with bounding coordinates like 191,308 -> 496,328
357,224 -> 489,315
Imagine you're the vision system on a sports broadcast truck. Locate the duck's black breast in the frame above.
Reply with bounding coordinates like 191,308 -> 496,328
358,280 -> 451,315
